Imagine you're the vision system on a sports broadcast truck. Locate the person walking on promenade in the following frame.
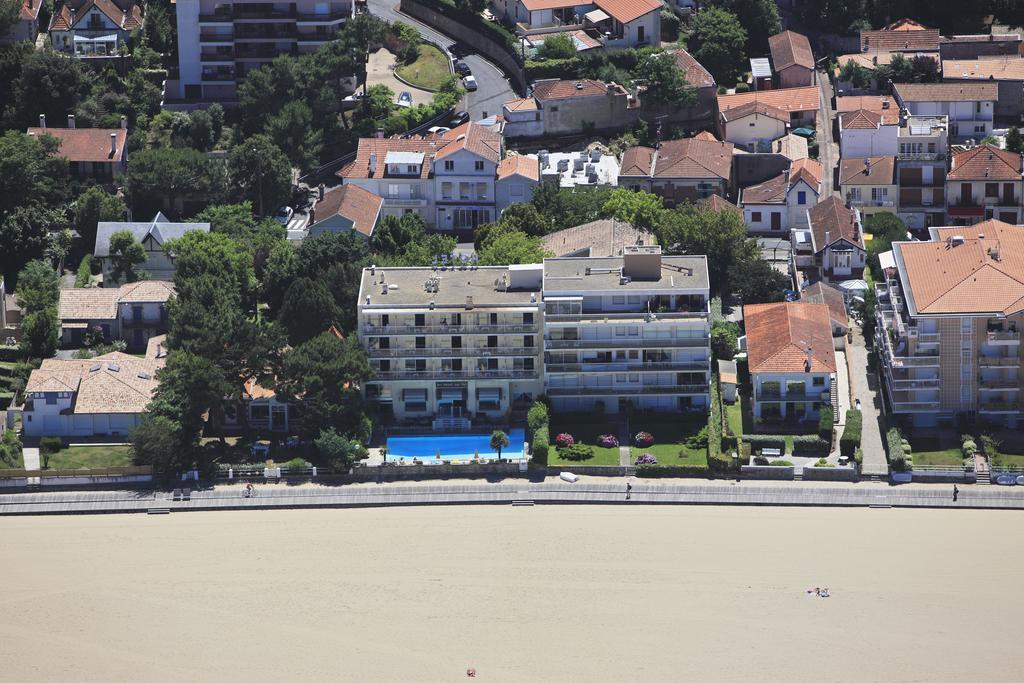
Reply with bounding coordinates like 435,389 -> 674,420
953,485 -> 959,502
626,482 -> 632,500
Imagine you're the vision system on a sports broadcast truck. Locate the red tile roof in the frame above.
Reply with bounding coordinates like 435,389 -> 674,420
861,27 -> 940,52
791,158 -> 822,188
699,194 -> 741,215
839,156 -> 896,186
835,95 -> 899,123
717,86 -> 820,115
808,196 -> 864,252
671,48 -> 715,88
532,79 -> 615,101
619,145 -> 656,177
497,154 -> 540,182
943,58 -> 1024,82
744,302 -> 837,374
312,185 -> 383,237
594,0 -> 662,24
693,131 -> 718,141
339,123 -> 500,179
894,82 -> 998,102
719,99 -> 789,123
20,0 -> 42,20
48,0 -> 143,32
769,30 -> 814,71
639,138 -> 733,180
26,126 -> 126,163
503,97 -> 538,112
434,122 -> 501,164
839,109 -> 883,130
947,144 -> 1022,181
801,281 -> 849,331
741,172 -> 787,205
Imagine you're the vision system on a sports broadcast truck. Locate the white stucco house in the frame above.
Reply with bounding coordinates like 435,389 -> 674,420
739,158 -> 822,234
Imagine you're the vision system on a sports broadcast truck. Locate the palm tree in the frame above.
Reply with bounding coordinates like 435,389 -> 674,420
490,430 -> 510,460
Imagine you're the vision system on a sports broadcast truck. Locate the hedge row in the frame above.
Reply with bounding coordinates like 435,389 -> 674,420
528,398 -> 550,466
635,463 -> 708,477
707,376 -> 734,472
742,434 -> 831,453
886,427 -> 911,471
840,409 -> 862,459
818,406 -> 834,441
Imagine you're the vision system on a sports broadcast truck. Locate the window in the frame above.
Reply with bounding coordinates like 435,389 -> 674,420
487,335 -> 498,348
414,313 -> 425,326
523,335 -> 534,348
474,160 -> 484,171
451,336 -> 461,349
975,125 -> 985,133
751,211 -> 762,222
550,106 -> 559,112
871,187 -> 888,200
523,312 -> 534,324
476,182 -> 488,199
378,337 -> 389,349
459,182 -> 470,200
637,25 -> 644,42
812,377 -> 824,386
510,183 -> 524,198
441,182 -> 453,200
797,191 -> 807,205
415,336 -> 426,349
612,295 -> 625,305
749,121 -> 756,127
986,183 -> 999,197
406,164 -> 417,174
388,184 -> 399,198
848,187 -> 861,201
46,394 -> 57,405
444,160 -> 454,171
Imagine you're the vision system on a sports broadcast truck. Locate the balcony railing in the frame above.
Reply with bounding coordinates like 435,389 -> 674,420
546,384 -> 707,396
198,12 -> 232,22
201,72 -> 236,81
368,346 -> 536,358
979,401 -> 1021,412
200,53 -> 234,62
913,332 -> 940,343
233,8 -> 297,19
374,369 -> 539,380
755,390 -> 829,402
545,362 -> 709,373
890,399 -> 942,411
199,30 -> 233,41
545,311 -> 708,322
897,152 -> 946,161
978,380 -> 1019,390
987,330 -> 1020,343
363,323 -> 538,335
978,356 -> 1020,367
892,378 -> 939,389
297,10 -> 351,21
545,338 -> 708,349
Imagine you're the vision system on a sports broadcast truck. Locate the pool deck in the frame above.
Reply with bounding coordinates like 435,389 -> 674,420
3,478 -> 1024,515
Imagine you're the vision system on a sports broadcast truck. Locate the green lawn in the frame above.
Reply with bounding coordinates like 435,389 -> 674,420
45,445 -> 133,470
549,415 -> 622,466
912,449 -> 964,467
726,400 -> 743,437
629,416 -> 708,468
395,44 -> 451,90
991,452 -> 1024,469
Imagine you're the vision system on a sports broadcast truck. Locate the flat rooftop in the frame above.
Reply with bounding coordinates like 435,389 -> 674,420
543,255 -> 710,293
358,266 -> 540,308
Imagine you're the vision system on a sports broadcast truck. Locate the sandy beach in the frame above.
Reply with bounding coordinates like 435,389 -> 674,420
2,506 -> 1023,682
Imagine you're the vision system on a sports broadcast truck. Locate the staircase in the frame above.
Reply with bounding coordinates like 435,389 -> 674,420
830,374 -> 840,422
432,416 -> 471,431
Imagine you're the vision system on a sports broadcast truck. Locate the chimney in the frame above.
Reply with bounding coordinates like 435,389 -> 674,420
120,115 -> 127,129
318,183 -> 325,200
824,230 -> 831,246
369,153 -> 377,176
67,114 -> 75,128
110,133 -> 117,157
38,113 -> 46,128
863,158 -> 870,175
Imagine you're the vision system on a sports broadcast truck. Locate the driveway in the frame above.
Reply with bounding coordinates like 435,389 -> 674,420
368,0 -> 517,120
366,47 -> 435,107
847,327 -> 889,477
816,69 -> 839,198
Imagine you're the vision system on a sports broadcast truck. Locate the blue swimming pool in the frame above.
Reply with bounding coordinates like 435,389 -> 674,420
386,429 -> 526,461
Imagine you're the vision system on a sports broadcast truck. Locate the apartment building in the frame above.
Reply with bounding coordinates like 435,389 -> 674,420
876,220 -> 1024,428
897,115 -> 949,229
172,0 -> 353,101
358,263 -> 545,427
840,156 -> 897,219
893,82 -> 997,142
356,247 -> 711,423
945,144 -> 1023,225
542,247 -> 711,414
618,137 -> 733,207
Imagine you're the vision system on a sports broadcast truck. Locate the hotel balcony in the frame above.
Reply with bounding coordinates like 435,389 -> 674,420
363,322 -> 538,335
368,346 -> 536,358
987,330 -> 1020,345
374,369 -> 539,380
199,30 -> 234,42
546,384 -> 708,396
978,355 -> 1020,367
545,361 -> 709,373
545,337 -> 709,349
201,52 -> 235,62
889,399 -> 942,412
233,7 -> 298,20
979,400 -> 1021,413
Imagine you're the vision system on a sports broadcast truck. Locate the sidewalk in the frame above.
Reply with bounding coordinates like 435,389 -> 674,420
847,328 -> 889,476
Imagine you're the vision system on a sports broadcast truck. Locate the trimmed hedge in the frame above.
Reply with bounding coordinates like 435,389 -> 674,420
818,406 -> 834,440
840,409 -> 862,459
527,400 -> 549,433
791,434 -> 831,454
532,425 -> 550,465
635,463 -> 708,477
525,58 -> 581,81
707,375 -> 734,472
769,460 -> 794,467
886,427 -> 910,471
742,435 -> 786,451
75,255 -> 93,288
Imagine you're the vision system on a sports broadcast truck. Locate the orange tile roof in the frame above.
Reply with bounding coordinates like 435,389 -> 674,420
801,281 -> 849,330
693,131 -> 718,141
518,0 -> 577,10
769,30 -> 814,71
839,109 -> 883,130
741,172 -> 787,204
943,58 -> 1024,81
503,97 -> 538,112
884,18 -> 929,31
717,86 -> 820,115
619,145 -> 656,177
808,196 -> 864,252
26,127 -> 127,163
435,122 -> 501,163
744,302 -> 837,374
532,79 -> 613,101
896,222 -> 1024,315
839,156 -> 896,186
699,194 -> 741,215
671,48 -> 715,88
947,144 -> 1022,181
312,185 -> 383,237
861,27 -> 940,52
20,0 -> 42,20
719,99 -> 789,123
647,138 -> 733,180
594,0 -> 662,24
27,354 -> 164,414
791,158 -> 822,188
48,0 -> 143,32
497,154 -> 540,182
835,95 -> 898,123
894,82 -> 998,102
340,138 -> 438,180
541,219 -> 651,257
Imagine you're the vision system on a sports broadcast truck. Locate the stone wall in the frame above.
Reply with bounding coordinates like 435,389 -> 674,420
802,466 -> 859,482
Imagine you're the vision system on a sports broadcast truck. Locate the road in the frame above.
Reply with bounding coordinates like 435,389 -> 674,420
367,0 -> 516,120
817,68 -> 839,198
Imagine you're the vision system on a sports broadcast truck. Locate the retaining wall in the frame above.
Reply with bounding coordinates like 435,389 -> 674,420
802,466 -> 859,482
347,461 -> 525,482
912,470 -> 977,484
741,465 -> 795,480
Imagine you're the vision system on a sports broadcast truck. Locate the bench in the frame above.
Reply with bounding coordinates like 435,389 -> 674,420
761,448 -> 782,458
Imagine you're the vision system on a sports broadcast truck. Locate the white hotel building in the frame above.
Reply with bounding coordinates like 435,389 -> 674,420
356,247 -> 711,426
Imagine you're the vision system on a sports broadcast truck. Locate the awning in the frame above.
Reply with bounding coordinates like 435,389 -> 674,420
478,388 -> 501,401
74,33 -> 118,42
439,388 -> 464,400
402,388 -> 427,401
947,206 -> 984,216
838,279 -> 869,293
584,9 -> 610,22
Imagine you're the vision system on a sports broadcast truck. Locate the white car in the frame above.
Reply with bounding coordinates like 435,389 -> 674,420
463,75 -> 478,91
396,91 -> 413,108
427,126 -> 451,135
274,206 -> 294,225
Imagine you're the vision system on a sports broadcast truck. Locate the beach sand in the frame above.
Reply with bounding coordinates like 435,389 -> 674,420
2,505 -> 1022,682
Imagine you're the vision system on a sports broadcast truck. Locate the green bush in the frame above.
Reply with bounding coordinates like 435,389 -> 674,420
887,427 -> 910,471
707,375 -> 735,471
685,425 -> 709,449
753,455 -> 769,465
814,458 -> 835,468
768,460 -> 794,467
840,409 -> 862,458
635,463 -> 708,477
527,400 -> 549,433
284,457 -> 309,473
853,447 -> 864,466
818,406 -> 834,440
525,57 -> 582,81
75,255 -> 93,288
742,434 -> 786,451
559,443 -> 594,461
735,82 -> 750,93
39,436 -> 64,455
532,425 -> 550,465
791,434 -> 831,454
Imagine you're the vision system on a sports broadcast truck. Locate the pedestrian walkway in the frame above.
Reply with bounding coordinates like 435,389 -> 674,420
847,327 -> 889,476
21,447 -> 40,487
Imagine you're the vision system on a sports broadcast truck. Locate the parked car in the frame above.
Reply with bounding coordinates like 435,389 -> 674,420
454,60 -> 471,77
341,92 -> 366,110
449,111 -> 470,127
396,91 -> 413,108
463,76 -> 478,91
448,43 -> 471,58
274,206 -> 294,226
427,126 -> 451,135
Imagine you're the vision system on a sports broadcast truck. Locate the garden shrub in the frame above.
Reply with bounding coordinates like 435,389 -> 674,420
887,427 -> 910,471
284,457 -> 309,473
818,406 -> 834,440
742,434 -> 786,451
840,409 -> 862,458
555,432 -> 575,448
634,453 -> 657,465
753,455 -> 769,465
685,425 -> 709,449
814,458 -> 835,468
636,463 -> 708,477
75,255 -> 93,288
791,435 -> 831,454
39,437 -> 64,455
560,443 -> 594,461
735,82 -> 750,93
598,434 -> 619,448
634,431 -> 654,447
853,447 -> 864,466
768,460 -> 794,467
532,425 -> 550,465
527,400 -> 549,433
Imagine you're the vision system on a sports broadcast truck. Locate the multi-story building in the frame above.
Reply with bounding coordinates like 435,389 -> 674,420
719,101 -> 789,152
493,0 -> 662,50
541,247 -> 711,414
893,82 -> 997,142
792,196 -> 866,286
739,158 -> 822,233
172,0 -> 353,101
840,156 -> 897,219
1,0 -> 42,44
942,58 -> 1024,121
27,114 -> 128,183
838,108 -> 898,158
502,79 -> 638,139
716,86 -> 820,129
618,137 -> 733,207
876,220 -> 1024,428
897,115 -> 948,229
48,0 -> 143,58
357,263 -> 545,427
945,144 -> 1023,226
94,212 -> 211,284
57,281 -> 174,350
356,247 -> 711,423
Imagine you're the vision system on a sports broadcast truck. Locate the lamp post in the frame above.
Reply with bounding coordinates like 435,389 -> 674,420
253,146 -> 264,216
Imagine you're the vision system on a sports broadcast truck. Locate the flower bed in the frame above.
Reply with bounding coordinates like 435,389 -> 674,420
635,453 -> 657,466
598,434 -> 619,448
634,431 -> 654,448
555,433 -> 575,447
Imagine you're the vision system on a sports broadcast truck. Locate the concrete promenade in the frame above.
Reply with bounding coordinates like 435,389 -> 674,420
2,478 -> 1024,515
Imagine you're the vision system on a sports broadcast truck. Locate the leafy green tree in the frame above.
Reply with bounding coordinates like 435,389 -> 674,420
142,0 -> 177,55
19,308 -> 58,358
277,277 -> 338,346
706,0 -> 780,54
602,188 -> 664,231
0,428 -> 22,468
264,100 -> 323,171
130,415 -> 185,479
75,186 -> 126,250
15,259 -> 60,312
228,135 -> 292,215
494,203 -> 548,236
875,53 -> 914,87
631,52 -> 697,108
106,230 -> 147,284
8,50 -> 88,128
46,228 -> 73,272
710,320 -> 739,360
370,212 -> 427,256
538,34 -> 576,60
839,60 -> 871,90
260,240 -> 298,315
454,0 -> 488,14
530,183 -> 613,232
0,130 -> 70,218
1007,127 -> 1023,155
314,428 -> 368,472
477,230 -> 551,265
147,350 -> 234,456
728,257 -> 788,304
364,84 -> 396,121
124,147 -> 226,217
864,213 -> 909,272
0,206 -> 66,287
490,430 -> 510,459
192,202 -> 285,267
386,234 -> 456,268
657,203 -> 750,295
797,0 -> 867,35
690,7 -> 747,86
0,0 -> 20,37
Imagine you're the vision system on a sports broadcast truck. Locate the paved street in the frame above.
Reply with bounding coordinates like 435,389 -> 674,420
367,0 -> 516,120
816,68 -> 839,198
847,327 -> 889,476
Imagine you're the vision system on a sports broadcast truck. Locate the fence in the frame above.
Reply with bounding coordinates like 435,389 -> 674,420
0,465 -> 153,488
740,465 -> 795,480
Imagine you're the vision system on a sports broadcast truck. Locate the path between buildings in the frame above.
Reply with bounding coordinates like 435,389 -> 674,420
817,69 -> 839,198
847,328 -> 889,476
